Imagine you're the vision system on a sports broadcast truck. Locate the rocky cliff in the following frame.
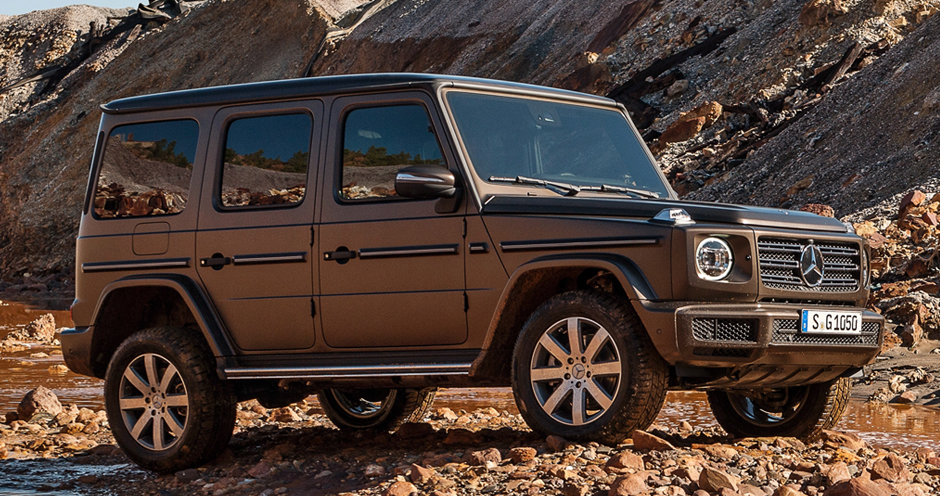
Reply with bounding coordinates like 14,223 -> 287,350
0,0 -> 938,297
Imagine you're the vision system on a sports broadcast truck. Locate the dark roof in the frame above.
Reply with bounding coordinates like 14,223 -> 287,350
101,73 -> 614,114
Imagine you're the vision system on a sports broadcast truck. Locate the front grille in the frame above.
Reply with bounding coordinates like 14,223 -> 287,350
692,318 -> 758,342
771,319 -> 879,346
758,238 -> 860,293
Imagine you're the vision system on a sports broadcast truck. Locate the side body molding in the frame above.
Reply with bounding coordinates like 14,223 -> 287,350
470,254 -> 659,378
91,274 -> 235,358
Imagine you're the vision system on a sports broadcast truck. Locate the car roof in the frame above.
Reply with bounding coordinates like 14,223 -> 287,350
101,73 -> 615,114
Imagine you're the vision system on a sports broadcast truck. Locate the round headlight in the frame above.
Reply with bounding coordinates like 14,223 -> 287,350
696,237 -> 733,281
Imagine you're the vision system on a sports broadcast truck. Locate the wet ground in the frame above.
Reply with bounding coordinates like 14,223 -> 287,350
1,300 -> 940,495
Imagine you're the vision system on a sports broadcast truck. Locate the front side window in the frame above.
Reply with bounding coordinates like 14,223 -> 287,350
446,91 -> 670,198
220,113 -> 312,207
340,104 -> 444,200
95,119 -> 198,218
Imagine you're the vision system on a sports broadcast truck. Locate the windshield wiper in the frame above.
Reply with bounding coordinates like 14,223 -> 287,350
489,176 -> 580,197
579,183 -> 660,199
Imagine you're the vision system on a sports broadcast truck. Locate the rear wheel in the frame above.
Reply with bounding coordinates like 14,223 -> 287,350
318,388 -> 436,431
105,327 -> 236,473
706,377 -> 851,441
511,290 -> 667,444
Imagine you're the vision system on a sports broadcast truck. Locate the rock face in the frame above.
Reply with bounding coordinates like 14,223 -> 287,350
5,313 -> 57,342
17,386 -> 63,419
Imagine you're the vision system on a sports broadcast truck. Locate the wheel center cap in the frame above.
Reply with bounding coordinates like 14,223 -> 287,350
153,396 -> 164,409
572,363 -> 586,379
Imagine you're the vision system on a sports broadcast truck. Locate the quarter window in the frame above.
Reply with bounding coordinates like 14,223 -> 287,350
95,119 -> 198,218
220,113 -> 312,207
340,104 -> 444,200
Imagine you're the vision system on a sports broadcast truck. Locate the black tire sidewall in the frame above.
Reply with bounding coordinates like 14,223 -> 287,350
105,327 -> 234,472
707,379 -> 845,439
318,388 -> 435,431
511,291 -> 659,441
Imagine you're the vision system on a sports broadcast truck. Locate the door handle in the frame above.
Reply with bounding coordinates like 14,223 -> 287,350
323,248 -> 357,264
200,254 -> 232,270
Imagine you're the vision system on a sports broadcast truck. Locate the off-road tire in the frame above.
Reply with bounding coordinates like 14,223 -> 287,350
706,377 -> 851,441
104,327 -> 236,473
511,290 -> 668,445
318,387 -> 436,431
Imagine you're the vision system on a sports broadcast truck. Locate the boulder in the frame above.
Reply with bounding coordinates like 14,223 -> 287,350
607,451 -> 645,471
800,203 -> 836,217
699,467 -> 740,492
871,452 -> 911,482
823,477 -> 892,496
609,474 -> 649,496
822,430 -> 867,451
509,447 -> 537,463
17,386 -> 63,419
384,481 -> 417,496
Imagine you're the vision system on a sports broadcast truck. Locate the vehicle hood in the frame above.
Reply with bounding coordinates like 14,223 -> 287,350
480,196 -> 849,233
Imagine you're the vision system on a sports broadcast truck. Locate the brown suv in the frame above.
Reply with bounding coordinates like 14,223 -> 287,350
61,73 -> 882,472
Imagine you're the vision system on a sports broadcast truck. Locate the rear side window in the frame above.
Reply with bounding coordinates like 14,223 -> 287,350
220,113 -> 312,208
95,119 -> 198,218
340,104 -> 444,200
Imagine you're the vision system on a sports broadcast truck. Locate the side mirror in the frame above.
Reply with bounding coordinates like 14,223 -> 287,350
395,165 -> 458,199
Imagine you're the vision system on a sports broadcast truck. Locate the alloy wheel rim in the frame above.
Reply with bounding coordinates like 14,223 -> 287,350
727,387 -> 810,427
529,317 -> 622,426
118,353 -> 189,451
329,389 -> 396,420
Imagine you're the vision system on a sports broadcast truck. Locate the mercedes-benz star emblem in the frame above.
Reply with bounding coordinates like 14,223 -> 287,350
799,244 -> 825,287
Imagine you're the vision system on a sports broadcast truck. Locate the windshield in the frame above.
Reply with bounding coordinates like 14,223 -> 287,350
445,91 -> 670,198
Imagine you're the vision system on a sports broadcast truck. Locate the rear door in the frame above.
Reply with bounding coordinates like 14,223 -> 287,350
195,100 -> 321,351
317,92 -> 468,348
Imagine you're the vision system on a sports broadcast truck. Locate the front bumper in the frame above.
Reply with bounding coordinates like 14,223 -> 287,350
637,301 -> 883,388
60,326 -> 97,378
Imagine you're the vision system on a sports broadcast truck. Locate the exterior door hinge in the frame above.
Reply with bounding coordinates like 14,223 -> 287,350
310,226 -> 315,246
463,292 -> 469,312
462,218 -> 467,238
310,298 -> 316,317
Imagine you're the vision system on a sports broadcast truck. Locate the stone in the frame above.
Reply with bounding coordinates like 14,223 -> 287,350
468,447 -> 501,465
699,467 -> 740,492
824,462 -> 852,485
48,364 -> 70,374
800,204 -> 835,217
76,408 -> 97,424
384,481 -> 417,496
632,430 -> 675,451
776,486 -> 808,496
248,460 -> 275,478
364,464 -> 386,477
822,431 -> 866,451
20,314 -> 57,342
82,421 -> 100,434
410,464 -> 434,484
899,191 -> 927,217
823,478 -> 891,496
871,452 -> 911,482
894,391 -> 917,404
667,79 -> 690,97
435,407 -> 458,420
564,481 -> 590,496
788,175 -> 815,197
510,447 -> 538,463
609,474 -> 649,495
17,387 -> 63,419
607,451 -> 645,471
397,422 -> 435,439
799,0 -> 848,27
681,101 -> 724,128
546,435 -> 568,451
175,468 -> 201,482
443,428 -> 477,445
270,407 -> 301,423
701,444 -> 738,460
659,116 -> 706,147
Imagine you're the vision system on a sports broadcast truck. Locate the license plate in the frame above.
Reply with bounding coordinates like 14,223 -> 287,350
801,310 -> 863,334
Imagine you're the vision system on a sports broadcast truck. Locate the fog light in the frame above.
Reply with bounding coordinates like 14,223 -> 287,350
696,237 -> 733,281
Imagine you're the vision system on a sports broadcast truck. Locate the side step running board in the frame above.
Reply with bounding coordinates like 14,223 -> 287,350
224,362 -> 473,380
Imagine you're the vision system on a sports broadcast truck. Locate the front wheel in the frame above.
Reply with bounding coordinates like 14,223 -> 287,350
318,388 -> 436,431
511,290 -> 667,444
706,377 -> 851,441
104,327 -> 236,473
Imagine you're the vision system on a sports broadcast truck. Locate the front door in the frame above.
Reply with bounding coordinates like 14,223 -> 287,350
196,101 -> 321,351
317,92 -> 467,348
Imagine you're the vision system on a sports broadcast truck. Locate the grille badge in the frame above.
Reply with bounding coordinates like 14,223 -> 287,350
799,244 -> 825,287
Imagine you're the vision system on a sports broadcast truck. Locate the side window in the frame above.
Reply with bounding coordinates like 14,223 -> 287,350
220,113 -> 312,207
95,119 -> 198,218
340,104 -> 444,200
